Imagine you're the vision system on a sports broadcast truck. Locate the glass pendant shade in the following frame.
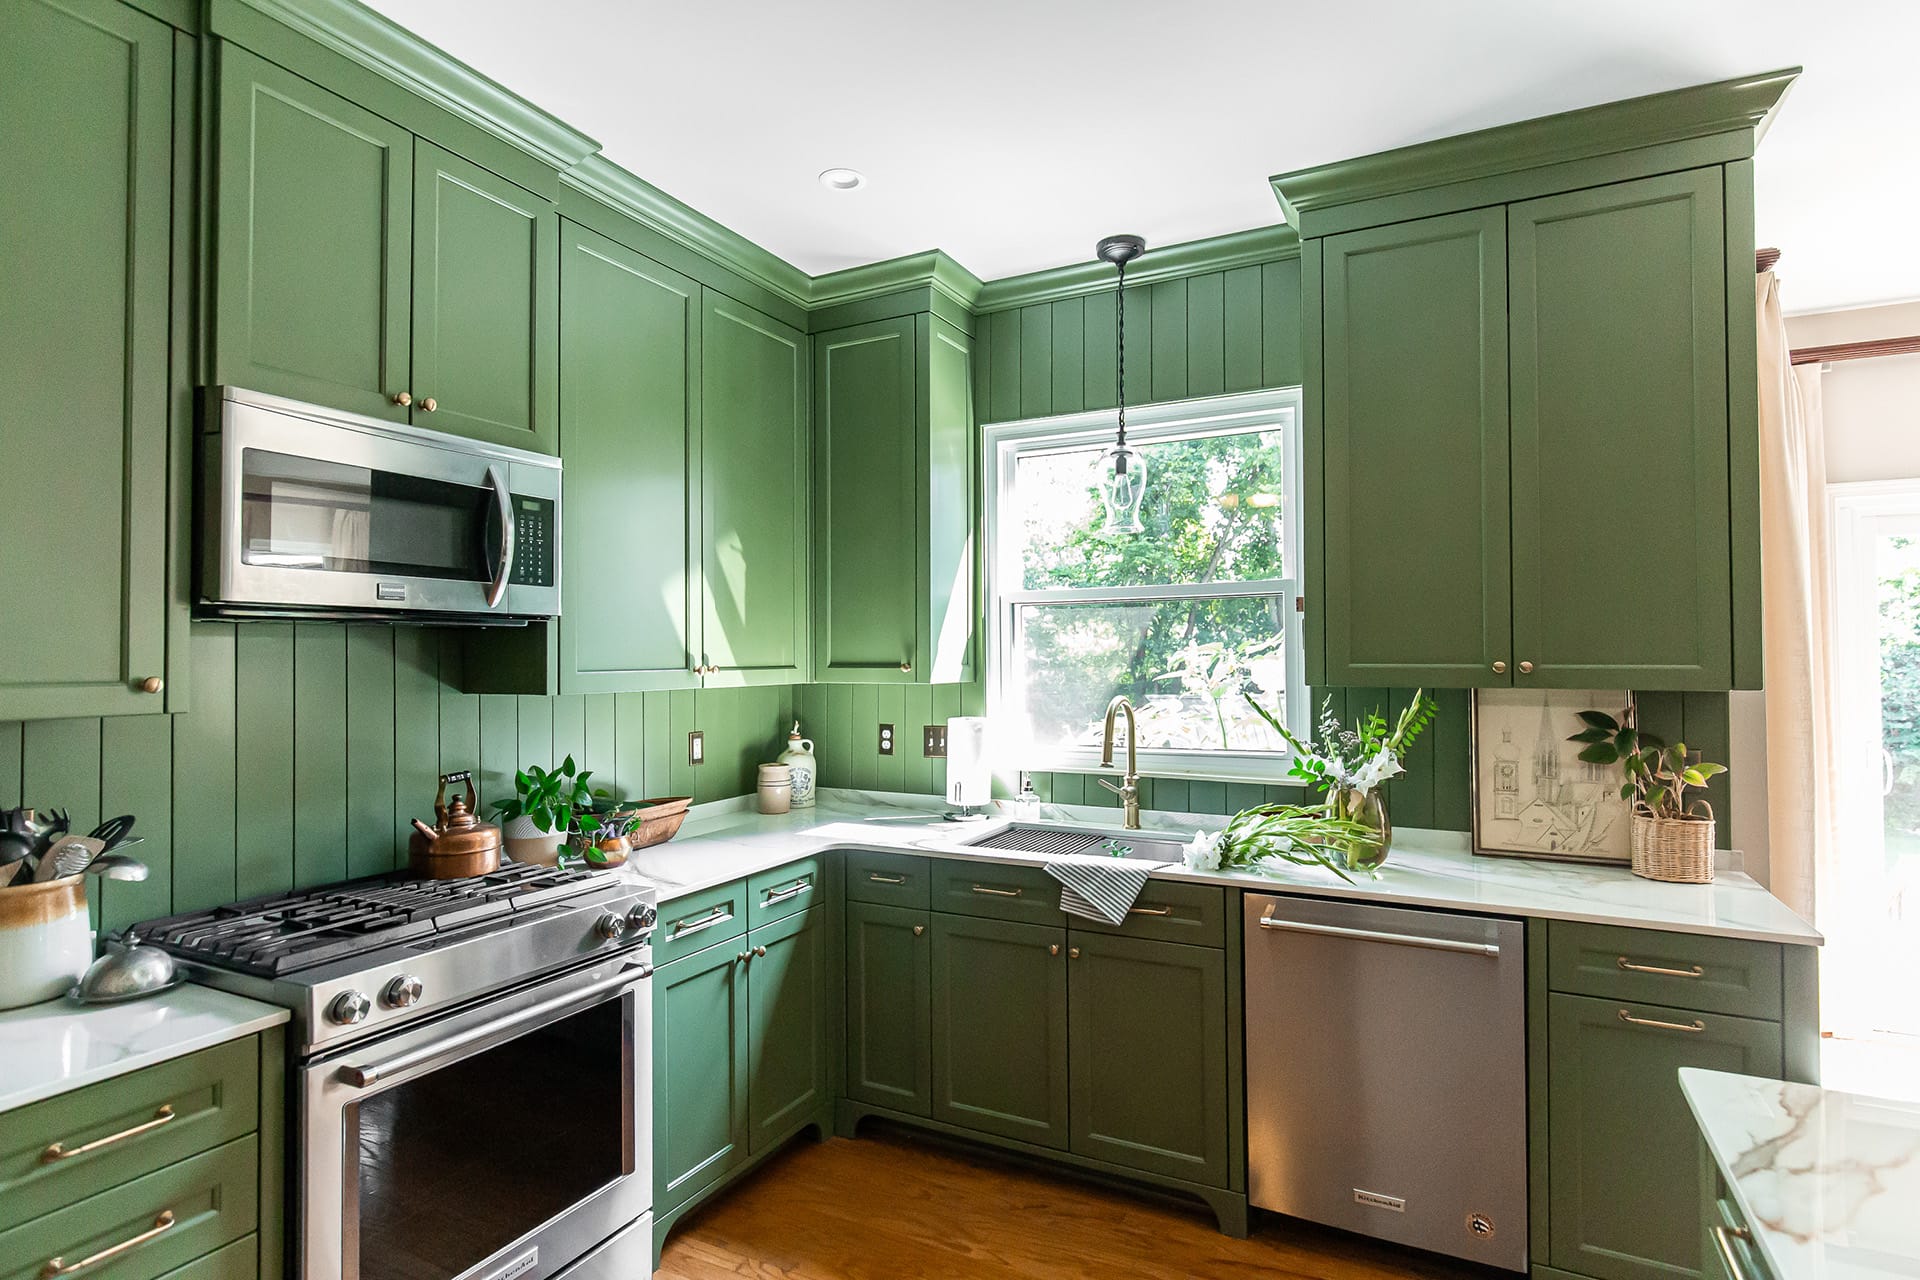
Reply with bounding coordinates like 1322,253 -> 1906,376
1094,443 -> 1148,535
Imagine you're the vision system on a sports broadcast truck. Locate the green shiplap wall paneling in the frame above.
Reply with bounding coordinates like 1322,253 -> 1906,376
0,623 -> 797,925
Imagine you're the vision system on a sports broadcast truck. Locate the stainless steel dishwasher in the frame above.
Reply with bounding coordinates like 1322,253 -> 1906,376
1244,894 -> 1528,1271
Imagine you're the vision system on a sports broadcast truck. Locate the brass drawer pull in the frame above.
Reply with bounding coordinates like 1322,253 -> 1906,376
42,1105 -> 175,1163
1617,956 -> 1705,979
669,906 -> 732,939
1618,1009 -> 1706,1034
1128,905 -> 1172,917
762,880 -> 813,905
971,884 -> 1021,898
42,1210 -> 175,1276
1711,1225 -> 1756,1280
867,873 -> 907,885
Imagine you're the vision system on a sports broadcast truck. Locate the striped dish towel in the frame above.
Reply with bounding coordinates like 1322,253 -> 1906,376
1044,856 -> 1156,926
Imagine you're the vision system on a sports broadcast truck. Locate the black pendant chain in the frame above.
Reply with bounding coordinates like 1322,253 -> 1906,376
1115,257 -> 1129,455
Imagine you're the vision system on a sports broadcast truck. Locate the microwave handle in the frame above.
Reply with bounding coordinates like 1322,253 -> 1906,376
483,464 -> 515,608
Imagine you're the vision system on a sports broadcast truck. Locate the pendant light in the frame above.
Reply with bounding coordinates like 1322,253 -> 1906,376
1093,233 -> 1148,535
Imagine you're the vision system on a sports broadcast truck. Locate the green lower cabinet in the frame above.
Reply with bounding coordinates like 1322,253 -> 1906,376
845,900 -> 932,1116
1546,992 -> 1782,1280
653,938 -> 751,1214
1066,931 -> 1229,1186
746,908 -> 829,1154
930,913 -> 1069,1150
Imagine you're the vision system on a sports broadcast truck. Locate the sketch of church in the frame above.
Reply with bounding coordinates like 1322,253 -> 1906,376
1478,692 -> 1629,858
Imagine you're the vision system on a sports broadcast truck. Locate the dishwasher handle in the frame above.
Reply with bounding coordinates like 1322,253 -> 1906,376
1257,910 -> 1501,957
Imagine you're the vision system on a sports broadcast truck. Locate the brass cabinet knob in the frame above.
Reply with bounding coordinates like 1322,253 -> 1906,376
736,951 -> 751,964
137,676 -> 163,694
1491,661 -> 1507,675
900,662 -> 913,673
421,397 -> 438,413
912,925 -> 924,936
1048,944 -> 1060,956
1519,661 -> 1535,674
392,391 -> 412,407
1069,947 -> 1081,960
753,945 -> 767,958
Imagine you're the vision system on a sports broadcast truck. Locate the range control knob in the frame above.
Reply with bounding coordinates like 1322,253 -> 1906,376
625,903 -> 658,936
383,974 -> 424,1008
594,912 -> 627,942
329,990 -> 372,1025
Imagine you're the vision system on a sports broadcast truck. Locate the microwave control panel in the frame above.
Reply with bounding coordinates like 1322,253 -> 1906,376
510,496 -> 556,588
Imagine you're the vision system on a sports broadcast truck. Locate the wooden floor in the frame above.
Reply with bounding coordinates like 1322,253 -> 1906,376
656,1126 -> 1497,1280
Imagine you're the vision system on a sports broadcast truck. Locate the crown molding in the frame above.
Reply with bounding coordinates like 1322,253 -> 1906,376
972,225 -> 1300,314
807,251 -> 985,313
232,0 -> 600,171
1271,68 -> 1799,227
561,156 -> 814,310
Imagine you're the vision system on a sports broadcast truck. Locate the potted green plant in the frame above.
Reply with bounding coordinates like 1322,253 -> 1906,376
493,757 -> 602,866
1568,709 -> 1727,883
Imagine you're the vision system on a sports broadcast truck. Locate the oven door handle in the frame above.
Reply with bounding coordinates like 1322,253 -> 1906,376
337,961 -> 650,1089
483,464 -> 515,609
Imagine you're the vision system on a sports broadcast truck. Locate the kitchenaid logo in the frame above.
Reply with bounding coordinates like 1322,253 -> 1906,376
1353,1188 -> 1407,1212
482,1248 -> 538,1280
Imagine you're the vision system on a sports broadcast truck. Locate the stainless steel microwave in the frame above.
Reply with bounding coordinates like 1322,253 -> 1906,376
199,387 -> 561,623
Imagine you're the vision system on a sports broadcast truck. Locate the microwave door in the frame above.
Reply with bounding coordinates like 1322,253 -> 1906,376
482,465 -> 515,608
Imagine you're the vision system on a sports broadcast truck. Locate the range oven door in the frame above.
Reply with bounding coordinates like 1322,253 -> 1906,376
301,957 -> 651,1280
206,387 -> 560,620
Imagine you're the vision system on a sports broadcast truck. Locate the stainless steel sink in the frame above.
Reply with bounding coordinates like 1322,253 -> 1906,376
959,824 -> 1188,863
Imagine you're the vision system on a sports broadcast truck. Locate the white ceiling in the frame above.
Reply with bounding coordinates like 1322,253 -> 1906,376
364,0 -> 1920,314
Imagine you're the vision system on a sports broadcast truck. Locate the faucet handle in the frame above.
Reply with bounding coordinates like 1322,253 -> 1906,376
1095,778 -> 1125,797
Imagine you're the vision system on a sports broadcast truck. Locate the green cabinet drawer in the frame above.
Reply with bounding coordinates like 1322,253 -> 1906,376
1549,921 -> 1782,1021
1067,880 -> 1226,948
0,1039 -> 259,1231
154,1235 -> 259,1280
748,858 -> 822,928
656,880 -> 749,966
1707,1189 -> 1774,1280
0,1135 -> 259,1280
845,852 -> 930,909
929,859 -> 1063,926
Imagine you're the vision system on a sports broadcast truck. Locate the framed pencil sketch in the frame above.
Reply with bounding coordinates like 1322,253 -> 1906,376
1472,688 -> 1635,863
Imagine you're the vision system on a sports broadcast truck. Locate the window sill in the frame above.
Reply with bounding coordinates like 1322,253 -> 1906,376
1015,752 -> 1312,788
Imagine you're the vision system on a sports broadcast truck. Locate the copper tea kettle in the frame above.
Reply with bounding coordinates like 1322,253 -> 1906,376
409,772 -> 502,879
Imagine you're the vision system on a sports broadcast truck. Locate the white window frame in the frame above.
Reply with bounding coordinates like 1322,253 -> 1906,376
983,387 -> 1308,783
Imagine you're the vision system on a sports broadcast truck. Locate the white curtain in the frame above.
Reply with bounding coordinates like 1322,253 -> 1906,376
1756,270 -> 1833,922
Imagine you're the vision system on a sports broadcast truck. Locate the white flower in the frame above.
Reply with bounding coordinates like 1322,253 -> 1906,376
1349,748 -> 1406,793
1183,829 -> 1225,872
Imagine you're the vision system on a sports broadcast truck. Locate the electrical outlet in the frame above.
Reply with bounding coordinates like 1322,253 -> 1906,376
688,730 -> 704,765
923,724 -> 947,757
878,724 -> 895,756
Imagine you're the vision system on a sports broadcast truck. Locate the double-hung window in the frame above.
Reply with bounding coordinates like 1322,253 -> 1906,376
985,388 -> 1306,782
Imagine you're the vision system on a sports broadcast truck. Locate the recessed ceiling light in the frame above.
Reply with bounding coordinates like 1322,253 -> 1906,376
818,167 -> 866,191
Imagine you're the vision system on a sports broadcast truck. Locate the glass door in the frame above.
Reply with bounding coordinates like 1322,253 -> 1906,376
1828,481 -> 1920,1052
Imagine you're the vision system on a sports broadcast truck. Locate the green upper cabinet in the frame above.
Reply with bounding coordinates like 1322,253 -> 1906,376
212,43 -> 557,451
555,222 -> 701,692
1316,208 -> 1511,688
813,313 -> 976,685
410,140 -> 558,453
929,913 -> 1069,1150
212,43 -> 413,422
1509,170 -> 1730,688
0,0 -> 180,720
699,290 -> 810,685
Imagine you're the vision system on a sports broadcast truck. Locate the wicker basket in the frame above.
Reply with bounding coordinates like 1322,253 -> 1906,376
1629,808 -> 1716,883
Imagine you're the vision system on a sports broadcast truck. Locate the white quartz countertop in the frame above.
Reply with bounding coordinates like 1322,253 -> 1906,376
1682,1069 -> 1920,1280
0,983 -> 289,1115
625,790 -> 1820,945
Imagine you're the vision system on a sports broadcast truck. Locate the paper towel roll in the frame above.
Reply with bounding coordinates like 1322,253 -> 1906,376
945,717 -> 991,809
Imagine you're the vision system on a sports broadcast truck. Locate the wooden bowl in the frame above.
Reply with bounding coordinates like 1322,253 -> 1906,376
626,797 -> 692,850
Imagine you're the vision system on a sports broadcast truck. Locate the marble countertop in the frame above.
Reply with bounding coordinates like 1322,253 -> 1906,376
1681,1069 -> 1920,1280
625,790 -> 1820,945
0,984 -> 289,1115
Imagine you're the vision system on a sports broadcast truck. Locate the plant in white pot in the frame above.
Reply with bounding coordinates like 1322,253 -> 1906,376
493,757 -> 602,866
1568,709 -> 1727,883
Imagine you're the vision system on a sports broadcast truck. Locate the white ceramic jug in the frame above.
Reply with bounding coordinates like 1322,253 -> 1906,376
778,723 -> 817,808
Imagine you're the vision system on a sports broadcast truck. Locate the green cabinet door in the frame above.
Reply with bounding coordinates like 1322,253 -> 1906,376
930,913 -> 1069,1150
698,291 -> 810,684
556,222 -> 700,691
845,901 -> 932,1116
410,140 -> 558,453
813,317 -> 920,682
746,908 -> 829,1153
1067,931 -> 1229,1186
1,0 -> 177,720
1547,992 -> 1782,1280
212,43 -> 412,421
1509,170 -> 1731,689
653,940 -> 750,1214
1317,206 -> 1512,687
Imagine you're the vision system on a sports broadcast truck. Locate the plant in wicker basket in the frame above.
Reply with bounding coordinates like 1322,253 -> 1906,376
1567,708 -> 1727,882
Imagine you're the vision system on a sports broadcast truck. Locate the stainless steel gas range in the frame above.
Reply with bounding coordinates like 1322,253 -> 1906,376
119,863 -> 659,1280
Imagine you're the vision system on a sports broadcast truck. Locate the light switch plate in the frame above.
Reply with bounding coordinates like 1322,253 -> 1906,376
878,724 -> 895,756
923,725 -> 947,758
688,730 -> 704,765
